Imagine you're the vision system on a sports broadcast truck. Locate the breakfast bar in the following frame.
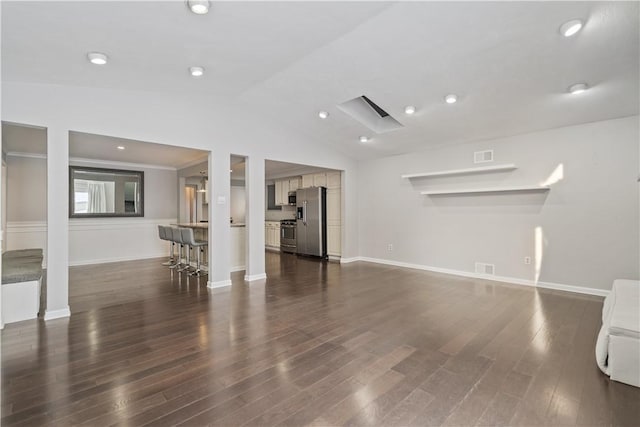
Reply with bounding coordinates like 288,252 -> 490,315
169,223 -> 246,272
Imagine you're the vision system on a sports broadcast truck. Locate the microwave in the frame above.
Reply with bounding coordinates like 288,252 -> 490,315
287,191 -> 297,205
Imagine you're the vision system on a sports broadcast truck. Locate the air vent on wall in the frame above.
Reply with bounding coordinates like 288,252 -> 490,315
474,150 -> 494,164
337,95 -> 404,134
475,262 -> 495,275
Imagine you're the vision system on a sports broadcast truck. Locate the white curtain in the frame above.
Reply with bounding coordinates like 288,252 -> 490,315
87,182 -> 107,213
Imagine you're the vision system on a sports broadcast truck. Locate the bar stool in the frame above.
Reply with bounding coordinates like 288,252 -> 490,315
170,227 -> 187,271
158,225 -> 176,266
181,227 -> 208,276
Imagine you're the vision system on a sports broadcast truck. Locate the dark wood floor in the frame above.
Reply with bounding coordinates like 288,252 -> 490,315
2,252 -> 639,426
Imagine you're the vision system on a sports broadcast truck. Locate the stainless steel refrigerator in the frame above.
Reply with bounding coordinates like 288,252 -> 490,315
296,187 -> 327,258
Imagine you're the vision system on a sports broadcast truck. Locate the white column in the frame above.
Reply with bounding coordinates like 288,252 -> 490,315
244,155 -> 266,281
45,127 -> 71,320
207,151 -> 232,288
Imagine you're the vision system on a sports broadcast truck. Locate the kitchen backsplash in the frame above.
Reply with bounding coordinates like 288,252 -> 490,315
265,205 -> 296,221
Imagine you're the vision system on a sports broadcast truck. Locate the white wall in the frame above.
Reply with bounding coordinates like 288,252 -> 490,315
357,116 -> 639,293
4,154 -> 178,265
5,155 -> 47,222
230,184 -> 246,224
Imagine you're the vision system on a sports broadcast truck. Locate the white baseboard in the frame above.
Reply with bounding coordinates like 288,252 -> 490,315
44,306 -> 71,321
356,256 -> 609,297
231,265 -> 246,273
340,257 -> 361,264
69,253 -> 167,267
265,246 -> 280,252
245,273 -> 267,282
208,280 -> 232,289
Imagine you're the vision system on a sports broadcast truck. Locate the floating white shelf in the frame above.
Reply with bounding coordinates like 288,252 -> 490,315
401,164 -> 517,179
420,185 -> 550,196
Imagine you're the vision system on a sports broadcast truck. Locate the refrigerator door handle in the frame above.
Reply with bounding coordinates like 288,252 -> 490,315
303,200 -> 307,225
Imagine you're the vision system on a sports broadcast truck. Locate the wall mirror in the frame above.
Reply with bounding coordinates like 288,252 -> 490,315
69,166 -> 144,218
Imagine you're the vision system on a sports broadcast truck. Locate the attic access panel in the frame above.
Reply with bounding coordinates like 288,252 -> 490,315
337,95 -> 404,134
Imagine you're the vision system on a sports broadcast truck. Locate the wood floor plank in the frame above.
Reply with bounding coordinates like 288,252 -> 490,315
2,253 -> 638,427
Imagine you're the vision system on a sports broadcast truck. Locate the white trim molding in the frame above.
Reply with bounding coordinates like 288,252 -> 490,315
44,306 -> 71,321
230,265 -> 246,273
5,221 -> 47,233
244,273 -> 267,282
340,257 -> 362,264
355,256 -> 610,297
6,151 -> 47,160
69,157 -> 177,171
208,280 -> 232,289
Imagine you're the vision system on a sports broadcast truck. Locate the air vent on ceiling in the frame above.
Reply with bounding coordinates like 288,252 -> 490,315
475,262 -> 495,275
337,95 -> 404,134
474,150 -> 494,164
361,95 -> 390,118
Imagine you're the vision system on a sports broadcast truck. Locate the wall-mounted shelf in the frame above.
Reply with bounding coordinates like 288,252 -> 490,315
420,185 -> 550,196
401,164 -> 517,179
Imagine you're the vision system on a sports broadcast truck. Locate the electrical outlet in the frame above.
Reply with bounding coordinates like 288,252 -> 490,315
387,244 -> 393,252
524,256 -> 531,265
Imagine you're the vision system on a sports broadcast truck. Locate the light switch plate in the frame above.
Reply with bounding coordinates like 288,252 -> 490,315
217,196 -> 226,205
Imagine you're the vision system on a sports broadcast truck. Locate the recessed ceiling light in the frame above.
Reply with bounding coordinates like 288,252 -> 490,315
568,83 -> 588,94
87,52 -> 108,65
117,146 -> 125,150
359,136 -> 369,143
404,106 -> 416,115
318,111 -> 329,119
444,94 -> 458,104
187,0 -> 210,14
560,19 -> 583,37
189,66 -> 204,77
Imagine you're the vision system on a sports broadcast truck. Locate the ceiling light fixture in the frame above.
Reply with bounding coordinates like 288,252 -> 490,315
87,52 -> 108,65
445,94 -> 458,104
359,136 -> 369,143
187,0 -> 210,15
189,66 -> 204,77
568,82 -> 588,94
318,111 -> 329,119
404,106 -> 416,115
116,146 -> 125,150
560,19 -> 583,37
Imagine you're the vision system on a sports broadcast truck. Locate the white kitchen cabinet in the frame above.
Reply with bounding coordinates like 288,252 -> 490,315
302,174 -> 314,188
326,188 -> 341,226
265,221 -> 281,248
313,173 -> 327,187
326,188 -> 341,257
274,180 -> 290,206
327,225 -> 341,256
289,177 -> 301,192
326,172 -> 341,189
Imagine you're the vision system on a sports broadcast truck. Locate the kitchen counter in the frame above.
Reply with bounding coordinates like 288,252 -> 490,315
172,222 -> 208,229
172,223 -> 246,228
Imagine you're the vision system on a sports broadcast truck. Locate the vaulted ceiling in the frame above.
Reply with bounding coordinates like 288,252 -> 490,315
2,1 -> 638,160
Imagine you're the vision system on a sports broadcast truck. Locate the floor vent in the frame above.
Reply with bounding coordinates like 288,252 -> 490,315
475,262 -> 495,275
474,150 -> 494,163
337,95 -> 404,134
